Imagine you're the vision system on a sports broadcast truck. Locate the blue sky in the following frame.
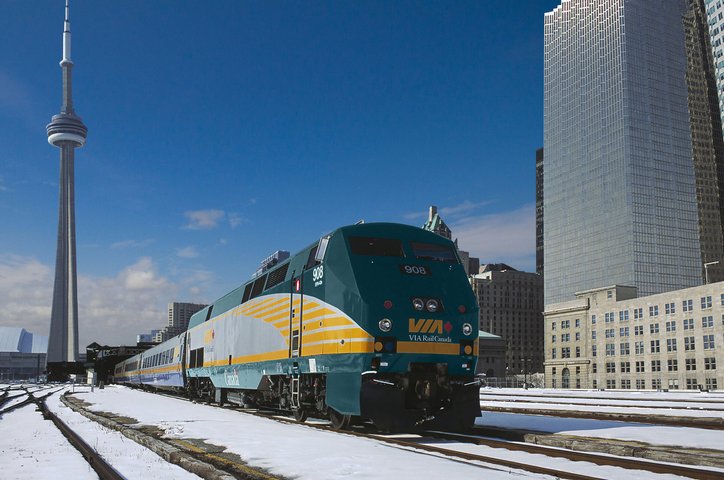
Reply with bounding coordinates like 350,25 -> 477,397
1,0 -> 559,346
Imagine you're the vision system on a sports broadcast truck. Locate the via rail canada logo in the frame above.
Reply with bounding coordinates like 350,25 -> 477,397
408,318 -> 453,342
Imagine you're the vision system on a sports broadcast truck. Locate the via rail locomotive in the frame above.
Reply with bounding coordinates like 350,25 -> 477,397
115,223 -> 481,430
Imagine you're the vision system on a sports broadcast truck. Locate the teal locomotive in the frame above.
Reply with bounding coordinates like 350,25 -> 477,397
115,223 -> 481,430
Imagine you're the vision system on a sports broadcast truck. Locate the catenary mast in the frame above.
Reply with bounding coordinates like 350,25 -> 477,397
46,0 -> 87,371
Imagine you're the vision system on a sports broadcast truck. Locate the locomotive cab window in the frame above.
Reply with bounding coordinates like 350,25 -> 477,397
410,242 -> 458,263
348,236 -> 404,257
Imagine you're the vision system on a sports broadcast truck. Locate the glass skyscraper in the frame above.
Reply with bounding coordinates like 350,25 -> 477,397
544,0 -> 703,304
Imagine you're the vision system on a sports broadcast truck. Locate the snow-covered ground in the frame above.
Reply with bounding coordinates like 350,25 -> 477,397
1,384 -> 723,479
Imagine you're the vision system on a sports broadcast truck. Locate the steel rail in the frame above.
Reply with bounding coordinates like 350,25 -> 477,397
31,390 -> 126,480
479,396 -> 724,411
427,430 -> 724,480
479,405 -> 724,430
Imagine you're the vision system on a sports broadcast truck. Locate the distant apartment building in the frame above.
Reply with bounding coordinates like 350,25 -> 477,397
470,265 -> 544,374
422,205 -> 479,275
154,302 -> 207,343
137,330 -> 161,344
544,0 -> 706,303
544,283 -> 724,390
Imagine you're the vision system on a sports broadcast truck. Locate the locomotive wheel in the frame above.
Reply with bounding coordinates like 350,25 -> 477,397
293,408 -> 308,423
328,408 -> 351,430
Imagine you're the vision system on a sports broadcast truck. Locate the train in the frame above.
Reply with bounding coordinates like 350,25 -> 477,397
114,222 -> 481,431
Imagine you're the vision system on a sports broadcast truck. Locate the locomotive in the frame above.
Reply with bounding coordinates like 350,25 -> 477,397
115,223 -> 481,430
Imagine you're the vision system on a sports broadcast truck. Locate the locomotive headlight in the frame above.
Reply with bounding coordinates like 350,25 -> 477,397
412,298 -> 425,311
426,299 -> 439,312
379,318 -> 393,332
462,323 -> 473,335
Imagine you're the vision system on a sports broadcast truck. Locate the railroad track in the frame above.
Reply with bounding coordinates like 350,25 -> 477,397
2,385 -> 125,480
239,409 -> 724,480
480,391 -> 724,405
479,395 -> 724,411
478,404 -> 724,430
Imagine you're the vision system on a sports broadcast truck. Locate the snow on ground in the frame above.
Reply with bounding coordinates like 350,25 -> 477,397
480,399 -> 724,417
78,386 -> 524,480
481,387 -> 724,402
0,402 -> 98,480
46,389 -> 202,480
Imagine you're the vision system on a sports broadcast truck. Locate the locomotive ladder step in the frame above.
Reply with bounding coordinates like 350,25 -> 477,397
291,376 -> 300,408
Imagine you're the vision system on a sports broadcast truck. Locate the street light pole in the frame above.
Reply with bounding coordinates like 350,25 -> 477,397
704,261 -> 720,284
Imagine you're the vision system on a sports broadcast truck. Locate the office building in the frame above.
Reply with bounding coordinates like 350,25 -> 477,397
544,283 -> 723,390
470,265 -> 544,374
544,0 -> 703,304
535,148 -> 544,277
0,327 -> 47,381
688,0 -> 724,283
705,0 -> 724,134
154,302 -> 207,342
422,205 -> 479,275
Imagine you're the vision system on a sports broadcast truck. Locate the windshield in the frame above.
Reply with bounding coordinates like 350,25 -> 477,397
410,242 -> 458,263
348,236 -> 405,257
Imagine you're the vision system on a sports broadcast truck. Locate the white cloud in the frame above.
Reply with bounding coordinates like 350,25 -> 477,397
175,246 -> 199,258
110,239 -> 154,249
450,203 -> 536,271
0,177 -> 7,192
227,213 -> 244,228
0,255 -> 182,348
183,209 -> 225,230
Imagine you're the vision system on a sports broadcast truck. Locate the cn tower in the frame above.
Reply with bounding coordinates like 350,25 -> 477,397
46,0 -> 87,372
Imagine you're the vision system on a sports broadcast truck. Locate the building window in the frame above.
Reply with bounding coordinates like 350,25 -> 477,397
592,379 -> 598,389
636,379 -> 645,389
650,340 -> 660,353
685,358 -> 697,371
652,378 -> 661,390
552,378 -> 556,388
592,363 -> 597,373
562,320 -> 570,329
704,334 -> 715,349
705,357 -> 717,370
605,312 -> 615,323
606,343 -> 615,356
575,346 -> 580,358
706,378 -> 718,390
633,307 -> 643,319
606,362 -> 616,373
562,333 -> 570,342
668,359 -> 678,372
650,323 -> 659,334
651,360 -> 661,372
562,347 -> 571,358
592,345 -> 597,357
551,348 -> 557,359
619,310 -> 629,321
620,361 -> 631,373
551,322 -> 556,331
591,314 -> 597,324
686,378 -> 698,390
575,332 -> 580,341
665,320 -> 676,332
667,338 -> 677,352
702,316 -> 714,328
606,328 -> 615,338
552,367 -> 556,375
665,302 -> 676,315
634,325 -> 643,336
620,326 -> 629,337
635,341 -> 644,354
683,318 -> 694,330
649,305 -> 659,317
684,336 -> 695,351
575,318 -> 580,328
621,379 -> 631,389
606,379 -> 616,389
620,342 -> 630,355
552,335 -> 556,343
635,360 -> 645,373
592,330 -> 597,340
683,299 -> 693,312
607,290 -> 613,299
701,296 -> 713,309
